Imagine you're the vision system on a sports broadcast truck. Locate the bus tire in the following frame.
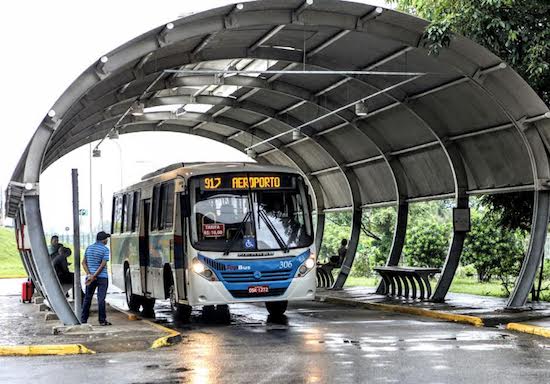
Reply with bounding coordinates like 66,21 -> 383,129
125,268 -> 141,311
175,303 -> 192,322
216,304 -> 231,324
142,297 -> 156,315
169,283 -> 191,322
202,305 -> 216,319
265,300 -> 288,316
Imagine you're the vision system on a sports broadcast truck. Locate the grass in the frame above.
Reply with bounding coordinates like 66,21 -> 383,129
0,227 -> 27,278
344,275 -> 507,298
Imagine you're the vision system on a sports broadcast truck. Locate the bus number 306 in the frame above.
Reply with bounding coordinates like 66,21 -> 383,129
279,261 -> 292,269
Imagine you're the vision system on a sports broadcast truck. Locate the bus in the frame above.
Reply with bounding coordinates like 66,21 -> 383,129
110,162 -> 316,320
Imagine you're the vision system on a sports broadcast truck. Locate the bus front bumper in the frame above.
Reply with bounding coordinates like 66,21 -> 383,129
185,268 -> 317,306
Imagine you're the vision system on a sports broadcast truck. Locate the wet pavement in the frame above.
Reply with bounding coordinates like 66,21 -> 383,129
317,287 -> 550,326
0,279 -> 165,353
1,294 -> 550,383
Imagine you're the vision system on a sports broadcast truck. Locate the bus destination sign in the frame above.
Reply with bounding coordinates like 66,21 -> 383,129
200,173 -> 295,191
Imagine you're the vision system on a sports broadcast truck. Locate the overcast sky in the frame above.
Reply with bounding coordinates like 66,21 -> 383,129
0,0 -> 390,234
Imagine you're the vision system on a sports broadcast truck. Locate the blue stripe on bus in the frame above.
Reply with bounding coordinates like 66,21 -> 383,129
198,250 -> 310,296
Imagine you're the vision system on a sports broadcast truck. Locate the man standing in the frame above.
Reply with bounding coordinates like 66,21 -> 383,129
81,231 -> 112,326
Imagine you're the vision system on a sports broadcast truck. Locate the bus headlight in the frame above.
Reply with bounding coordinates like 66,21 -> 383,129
192,258 -> 205,274
192,257 -> 217,281
297,254 -> 316,277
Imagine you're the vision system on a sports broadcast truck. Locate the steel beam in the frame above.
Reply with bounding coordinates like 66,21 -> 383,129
376,202 -> 408,293
506,124 -> 550,307
508,190 -> 550,308
333,208 -> 362,288
21,120 -> 80,325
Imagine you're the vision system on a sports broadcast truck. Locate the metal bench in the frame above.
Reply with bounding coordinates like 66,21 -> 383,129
374,266 -> 441,300
316,255 -> 342,288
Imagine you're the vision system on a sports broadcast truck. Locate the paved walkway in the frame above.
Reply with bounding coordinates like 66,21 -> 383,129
0,279 -> 170,354
316,286 -> 550,326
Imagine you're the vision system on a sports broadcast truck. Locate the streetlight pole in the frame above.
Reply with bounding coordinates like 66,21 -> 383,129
89,144 -> 93,245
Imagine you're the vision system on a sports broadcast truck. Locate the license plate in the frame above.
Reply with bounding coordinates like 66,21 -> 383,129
248,286 -> 269,294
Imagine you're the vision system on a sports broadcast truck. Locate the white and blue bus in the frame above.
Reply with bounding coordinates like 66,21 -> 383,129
110,162 -> 316,320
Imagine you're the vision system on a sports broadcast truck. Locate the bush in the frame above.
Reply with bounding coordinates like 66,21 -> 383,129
403,221 -> 451,268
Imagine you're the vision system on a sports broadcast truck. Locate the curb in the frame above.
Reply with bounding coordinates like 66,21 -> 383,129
506,322 -> 550,338
0,344 -> 95,356
317,295 -> 484,327
144,320 -> 183,349
109,304 -> 182,349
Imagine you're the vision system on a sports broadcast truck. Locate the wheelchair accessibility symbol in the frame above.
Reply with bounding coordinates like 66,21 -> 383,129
244,238 -> 256,249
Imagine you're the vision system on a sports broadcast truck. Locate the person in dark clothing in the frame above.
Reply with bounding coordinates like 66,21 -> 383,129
52,246 -> 73,285
337,238 -> 348,266
49,236 -> 62,259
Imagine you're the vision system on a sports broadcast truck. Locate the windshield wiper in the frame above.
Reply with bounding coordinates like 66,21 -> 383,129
258,208 -> 289,253
222,211 -> 251,256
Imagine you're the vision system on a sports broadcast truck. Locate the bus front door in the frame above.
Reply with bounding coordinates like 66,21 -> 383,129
140,199 -> 151,295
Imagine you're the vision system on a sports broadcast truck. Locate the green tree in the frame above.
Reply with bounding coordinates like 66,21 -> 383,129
403,220 -> 451,267
461,210 -> 525,286
390,0 -> 549,105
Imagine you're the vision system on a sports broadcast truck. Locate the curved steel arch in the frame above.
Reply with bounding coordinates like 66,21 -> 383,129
44,69 -> 407,288
8,1 -> 550,324
46,84 -> 365,268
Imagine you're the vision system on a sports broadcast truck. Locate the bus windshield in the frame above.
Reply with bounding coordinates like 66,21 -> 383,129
190,173 -> 313,252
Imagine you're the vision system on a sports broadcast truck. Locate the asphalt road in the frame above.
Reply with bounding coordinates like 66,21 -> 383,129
1,298 -> 550,384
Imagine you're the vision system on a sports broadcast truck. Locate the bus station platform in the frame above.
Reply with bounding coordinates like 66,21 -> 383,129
0,279 -> 179,355
316,286 -> 550,329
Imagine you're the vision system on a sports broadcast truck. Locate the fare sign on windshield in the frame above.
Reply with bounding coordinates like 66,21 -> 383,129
200,173 -> 295,191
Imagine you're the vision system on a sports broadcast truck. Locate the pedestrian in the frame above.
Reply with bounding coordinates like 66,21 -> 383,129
81,231 -> 112,326
337,238 -> 348,266
53,246 -> 73,285
48,235 -> 61,258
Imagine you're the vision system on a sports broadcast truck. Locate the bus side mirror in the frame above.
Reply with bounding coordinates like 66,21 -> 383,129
180,193 -> 191,217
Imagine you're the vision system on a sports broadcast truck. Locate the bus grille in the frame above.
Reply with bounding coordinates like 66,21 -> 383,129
229,288 -> 288,298
202,258 -> 227,271
220,269 -> 293,283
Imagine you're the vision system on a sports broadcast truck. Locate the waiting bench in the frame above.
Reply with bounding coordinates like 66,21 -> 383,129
374,266 -> 441,300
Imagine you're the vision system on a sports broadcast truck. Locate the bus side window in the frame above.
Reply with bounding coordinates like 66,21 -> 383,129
132,191 -> 140,232
121,194 -> 128,233
162,183 -> 175,230
125,192 -> 133,233
152,185 -> 160,231
113,195 -> 123,234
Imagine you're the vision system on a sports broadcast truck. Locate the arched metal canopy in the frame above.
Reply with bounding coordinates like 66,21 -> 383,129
6,0 -> 550,324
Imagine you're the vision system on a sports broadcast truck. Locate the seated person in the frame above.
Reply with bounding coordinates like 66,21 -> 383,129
52,246 -> 74,285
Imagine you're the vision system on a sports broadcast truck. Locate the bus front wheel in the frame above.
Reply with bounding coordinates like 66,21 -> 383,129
169,284 -> 192,322
265,300 -> 288,316
125,268 -> 142,312
142,297 -> 156,315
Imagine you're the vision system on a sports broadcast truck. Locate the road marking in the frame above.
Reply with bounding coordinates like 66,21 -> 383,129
109,304 -> 182,349
318,295 -> 484,327
0,344 -> 95,356
506,322 -> 550,338
145,320 -> 183,349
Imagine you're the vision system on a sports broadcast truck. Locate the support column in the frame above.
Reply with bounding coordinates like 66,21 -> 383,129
333,208 -> 362,289
376,202 -> 409,294
22,122 -> 80,325
432,192 -> 470,302
24,195 -> 80,324
15,207 -> 45,295
507,190 -> 550,308
314,212 -> 325,255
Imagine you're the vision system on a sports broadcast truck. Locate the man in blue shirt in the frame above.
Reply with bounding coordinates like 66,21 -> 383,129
81,231 -> 111,325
